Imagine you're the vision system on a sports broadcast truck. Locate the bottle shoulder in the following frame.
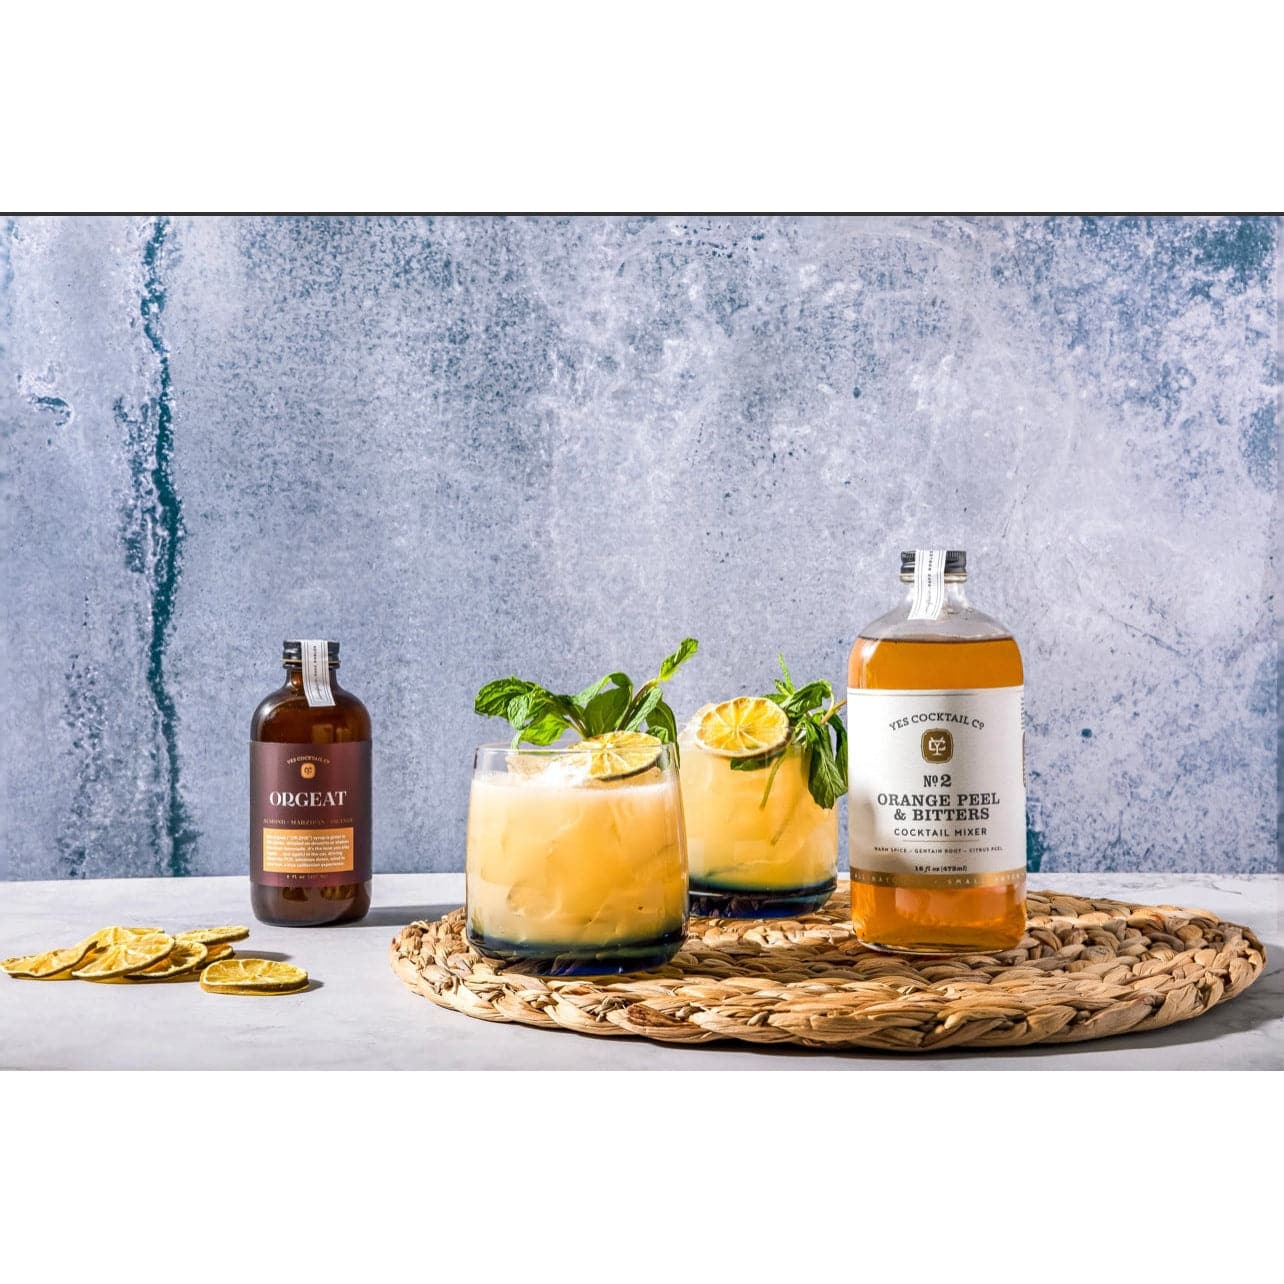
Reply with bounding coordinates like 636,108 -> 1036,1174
251,682 -> 372,741
857,600 -> 1015,644
849,604 -> 1023,689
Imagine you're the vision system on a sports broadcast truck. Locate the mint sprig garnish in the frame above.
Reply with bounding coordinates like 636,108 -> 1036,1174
729,654 -> 848,809
476,638 -> 699,758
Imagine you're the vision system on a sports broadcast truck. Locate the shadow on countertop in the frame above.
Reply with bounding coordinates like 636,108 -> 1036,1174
359,905 -> 458,929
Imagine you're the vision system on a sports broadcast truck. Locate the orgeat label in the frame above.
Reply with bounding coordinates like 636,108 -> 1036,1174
250,741 -> 371,887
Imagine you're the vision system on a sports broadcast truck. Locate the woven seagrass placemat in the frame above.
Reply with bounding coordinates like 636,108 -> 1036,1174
389,885 -> 1266,1051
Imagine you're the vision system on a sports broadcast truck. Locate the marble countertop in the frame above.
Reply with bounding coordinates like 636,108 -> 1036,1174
2,873 -> 1279,1070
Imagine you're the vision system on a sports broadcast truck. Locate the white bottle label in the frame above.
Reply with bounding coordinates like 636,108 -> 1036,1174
300,640 -> 336,708
907,547 -> 947,620
846,686 -> 1025,887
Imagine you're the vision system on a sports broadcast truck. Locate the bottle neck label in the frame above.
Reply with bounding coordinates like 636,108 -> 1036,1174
907,548 -> 947,620
300,640 -> 336,707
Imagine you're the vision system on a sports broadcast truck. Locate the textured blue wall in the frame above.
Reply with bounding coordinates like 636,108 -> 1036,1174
0,215 -> 1278,879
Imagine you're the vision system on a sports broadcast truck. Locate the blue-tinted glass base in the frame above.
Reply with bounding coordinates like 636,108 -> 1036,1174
688,878 -> 836,919
466,923 -> 687,976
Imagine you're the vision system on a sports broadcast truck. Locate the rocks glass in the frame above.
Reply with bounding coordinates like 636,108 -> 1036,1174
681,740 -> 838,918
465,742 -> 688,975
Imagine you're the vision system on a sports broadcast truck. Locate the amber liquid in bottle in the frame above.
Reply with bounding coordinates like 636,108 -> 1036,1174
848,554 -> 1026,953
250,644 -> 371,926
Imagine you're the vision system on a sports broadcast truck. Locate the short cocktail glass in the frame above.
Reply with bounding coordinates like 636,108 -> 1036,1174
680,739 -> 837,918
465,742 -> 689,975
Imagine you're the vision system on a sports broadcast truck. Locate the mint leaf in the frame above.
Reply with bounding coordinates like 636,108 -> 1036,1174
806,727 -> 847,810
752,656 -> 847,809
573,672 -> 631,712
583,683 -> 633,736
505,690 -> 545,729
644,701 -> 678,749
520,711 -> 571,746
659,638 -> 699,682
624,683 -> 663,731
778,679 -> 832,722
502,689 -> 572,748
475,677 -> 538,718
475,642 -> 698,754
571,676 -> 610,710
832,710 -> 848,782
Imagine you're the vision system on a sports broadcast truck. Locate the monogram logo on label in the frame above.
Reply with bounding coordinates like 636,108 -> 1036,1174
300,762 -> 317,779
921,729 -> 953,764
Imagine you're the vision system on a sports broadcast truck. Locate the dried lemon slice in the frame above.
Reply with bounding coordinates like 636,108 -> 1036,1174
133,943 -> 230,983
72,932 -> 173,980
128,939 -> 208,981
175,926 -> 250,946
85,925 -> 165,950
2,940 -> 93,979
574,731 -> 664,780
695,697 -> 791,758
200,959 -> 308,995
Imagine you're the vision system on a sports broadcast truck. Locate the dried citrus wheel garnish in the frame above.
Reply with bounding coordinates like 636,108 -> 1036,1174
175,926 -> 250,946
134,942 -> 231,980
694,697 -> 791,758
72,932 -> 174,980
574,731 -> 664,780
85,925 -> 165,950
1,940 -> 93,979
128,939 -> 208,981
200,958 -> 308,995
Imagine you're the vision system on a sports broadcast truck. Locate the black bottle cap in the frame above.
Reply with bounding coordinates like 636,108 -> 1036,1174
900,550 -> 966,575
282,640 -> 340,664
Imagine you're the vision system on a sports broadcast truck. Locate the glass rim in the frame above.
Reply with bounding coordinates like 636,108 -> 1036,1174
474,739 -> 676,755
684,736 -> 806,754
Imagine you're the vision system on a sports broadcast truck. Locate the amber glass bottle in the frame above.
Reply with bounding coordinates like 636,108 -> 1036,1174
847,551 -> 1026,953
250,640 -> 371,926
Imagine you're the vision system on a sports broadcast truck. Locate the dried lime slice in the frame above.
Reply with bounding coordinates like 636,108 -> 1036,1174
2,940 -> 94,979
574,731 -> 664,780
72,932 -> 173,980
128,939 -> 208,981
200,958 -> 308,995
142,943 -> 232,981
175,926 -> 250,946
695,697 -> 791,758
84,926 -> 165,950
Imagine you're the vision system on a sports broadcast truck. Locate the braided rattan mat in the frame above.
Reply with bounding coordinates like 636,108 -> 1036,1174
390,885 -> 1266,1051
